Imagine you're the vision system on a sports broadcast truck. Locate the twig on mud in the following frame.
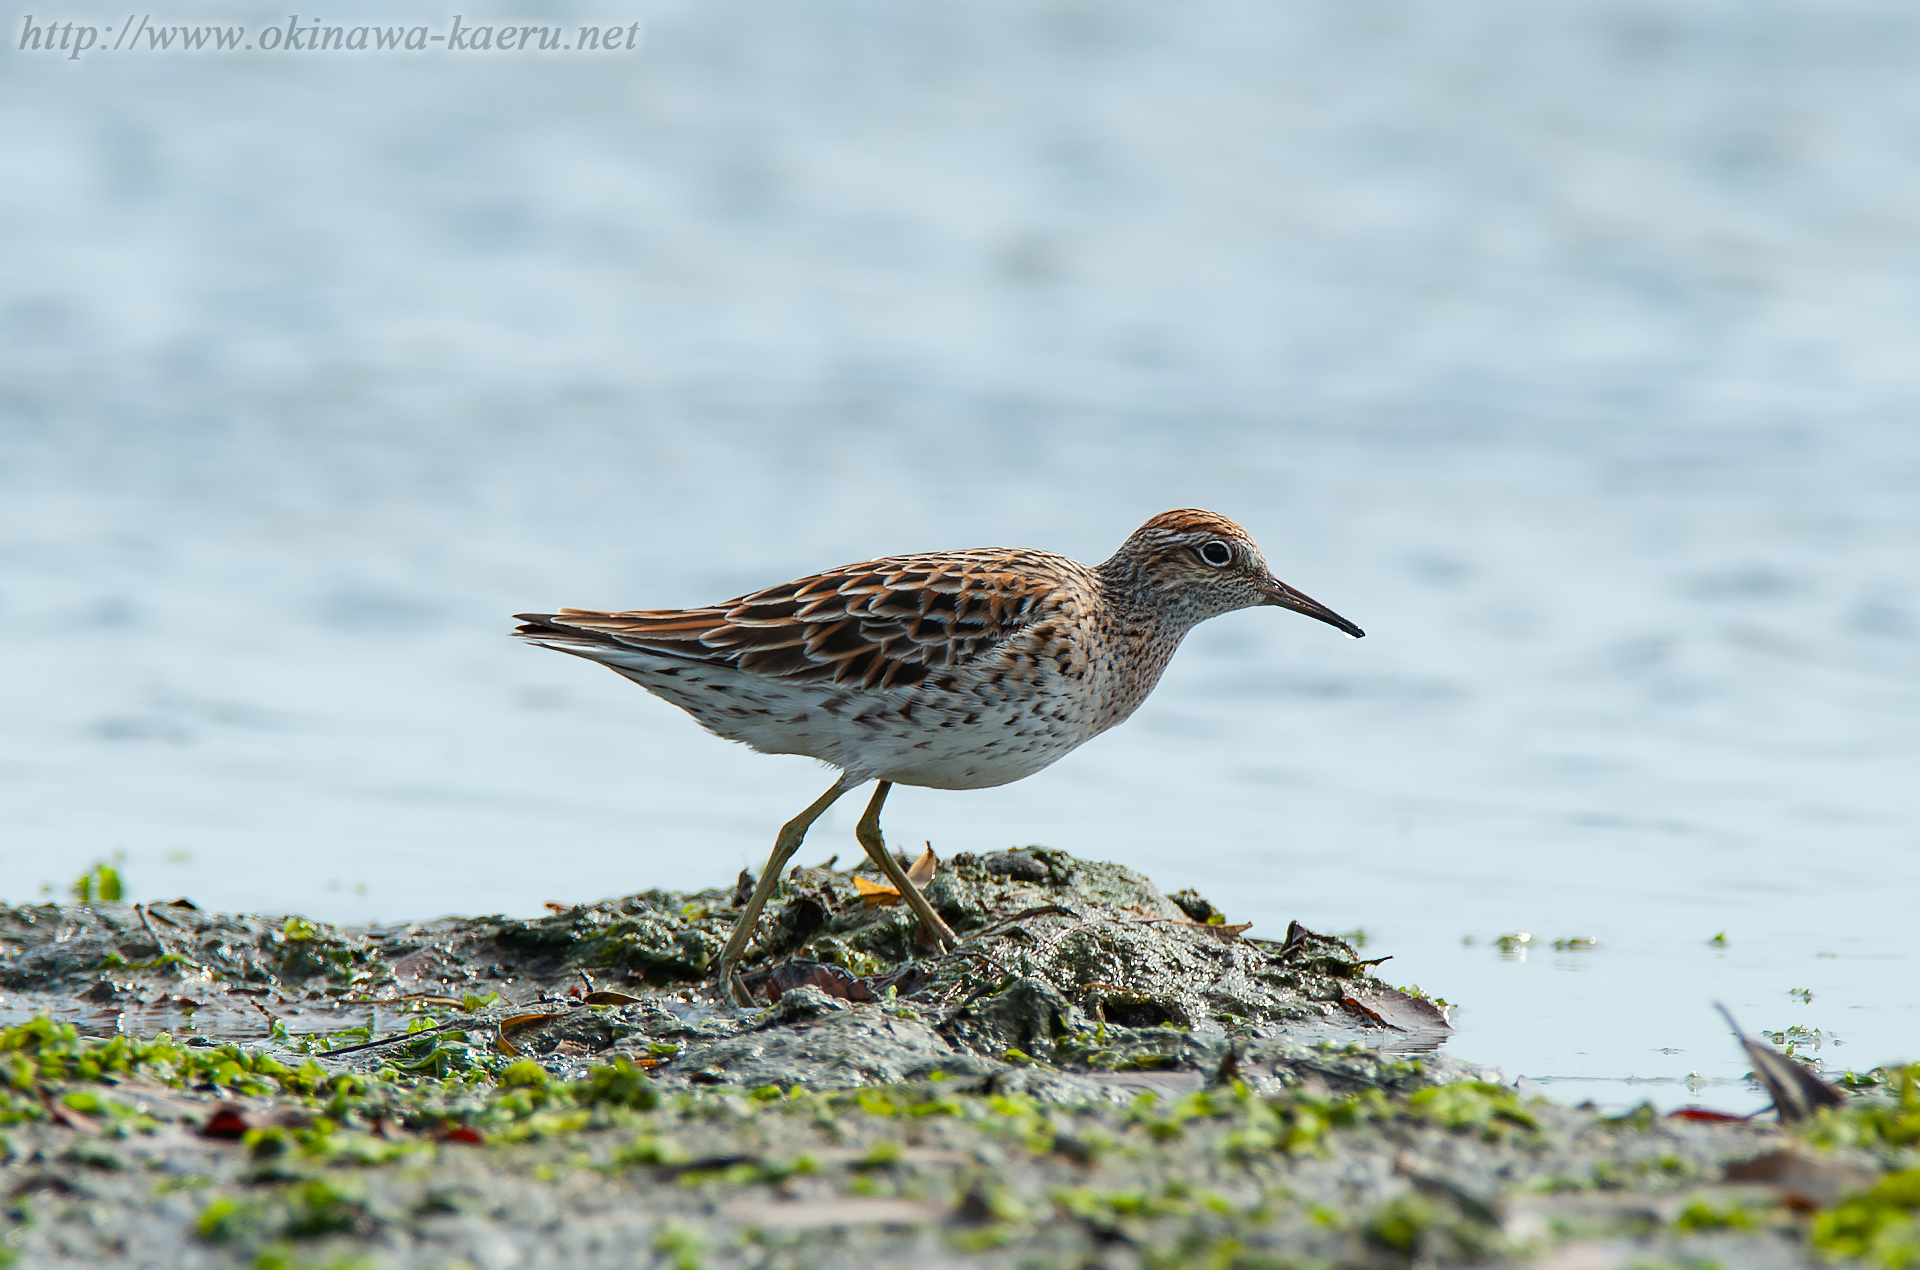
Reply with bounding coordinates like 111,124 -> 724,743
134,903 -> 173,957
925,945 -> 1019,1008
933,943 -> 1016,978
134,902 -> 212,973
970,904 -> 1080,939
318,1017 -> 472,1057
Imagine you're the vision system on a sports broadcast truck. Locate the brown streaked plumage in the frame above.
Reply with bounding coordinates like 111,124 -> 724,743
514,509 -> 1363,1006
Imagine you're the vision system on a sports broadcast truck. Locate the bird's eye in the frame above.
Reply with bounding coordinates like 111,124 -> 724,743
1198,541 -> 1232,567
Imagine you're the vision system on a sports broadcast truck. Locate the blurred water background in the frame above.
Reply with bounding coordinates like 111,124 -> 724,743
4,0 -> 1918,1110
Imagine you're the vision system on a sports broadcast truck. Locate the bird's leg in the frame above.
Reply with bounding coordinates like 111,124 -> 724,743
854,781 -> 958,951
718,777 -> 853,1008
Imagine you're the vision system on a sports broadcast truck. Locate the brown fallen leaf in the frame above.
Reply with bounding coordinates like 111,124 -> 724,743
1340,993 -> 1399,1029
1339,985 -> 1451,1035
499,1012 -> 565,1030
583,990 -> 645,1006
766,960 -> 861,1003
906,845 -> 937,888
852,847 -> 940,906
853,876 -> 902,906
493,1034 -> 522,1057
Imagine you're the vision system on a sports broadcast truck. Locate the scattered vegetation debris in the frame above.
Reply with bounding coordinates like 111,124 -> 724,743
583,990 -> 645,1006
850,846 -> 939,905
68,860 -> 124,904
0,1013 -> 1913,1269
1717,1003 -> 1846,1124
0,849 -> 1452,1102
12,852 -> 1908,1266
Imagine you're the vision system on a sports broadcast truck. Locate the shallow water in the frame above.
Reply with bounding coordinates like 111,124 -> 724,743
4,0 -> 1917,1111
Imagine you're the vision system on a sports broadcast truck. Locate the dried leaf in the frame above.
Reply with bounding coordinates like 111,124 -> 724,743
852,876 -> 901,906
499,1012 -> 561,1031
766,960 -> 860,1003
493,1034 -> 522,1057
1340,993 -> 1397,1029
850,849 -> 938,907
906,846 -> 938,888
1339,985 -> 1450,1036
583,990 -> 644,1006
439,1124 -> 484,1145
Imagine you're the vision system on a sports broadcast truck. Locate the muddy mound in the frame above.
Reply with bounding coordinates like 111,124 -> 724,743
0,848 -> 1452,1099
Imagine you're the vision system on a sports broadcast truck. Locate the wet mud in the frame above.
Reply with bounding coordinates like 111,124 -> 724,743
0,847 -> 1452,1098
3,850 -> 1915,1269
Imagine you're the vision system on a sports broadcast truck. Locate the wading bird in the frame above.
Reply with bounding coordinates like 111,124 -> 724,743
514,509 -> 1363,1005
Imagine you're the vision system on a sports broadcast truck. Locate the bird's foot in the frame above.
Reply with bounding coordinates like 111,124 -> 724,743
717,959 -> 756,1009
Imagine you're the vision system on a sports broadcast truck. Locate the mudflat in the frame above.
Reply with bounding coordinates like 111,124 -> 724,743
2,849 -> 1913,1267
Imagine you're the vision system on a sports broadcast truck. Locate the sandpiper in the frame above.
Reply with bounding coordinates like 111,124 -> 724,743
514,509 -> 1363,1005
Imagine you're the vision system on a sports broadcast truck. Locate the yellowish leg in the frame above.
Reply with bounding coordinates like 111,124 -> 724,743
718,777 -> 853,1007
854,781 -> 958,951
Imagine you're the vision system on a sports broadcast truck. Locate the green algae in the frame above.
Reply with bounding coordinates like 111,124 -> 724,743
3,1017 -> 1916,1266
2,847 -> 1453,1105
67,862 -> 123,905
4,850 -> 1915,1268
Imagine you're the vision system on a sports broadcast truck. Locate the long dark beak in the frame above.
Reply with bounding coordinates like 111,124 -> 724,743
1261,577 -> 1365,639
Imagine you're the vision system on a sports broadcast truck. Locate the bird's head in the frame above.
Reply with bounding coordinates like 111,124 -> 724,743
1102,509 -> 1365,638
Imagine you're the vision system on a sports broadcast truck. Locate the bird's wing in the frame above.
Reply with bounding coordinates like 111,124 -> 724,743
514,548 -> 1078,691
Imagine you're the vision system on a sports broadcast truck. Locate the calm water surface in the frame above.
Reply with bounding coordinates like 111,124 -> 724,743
4,0 -> 1918,1109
